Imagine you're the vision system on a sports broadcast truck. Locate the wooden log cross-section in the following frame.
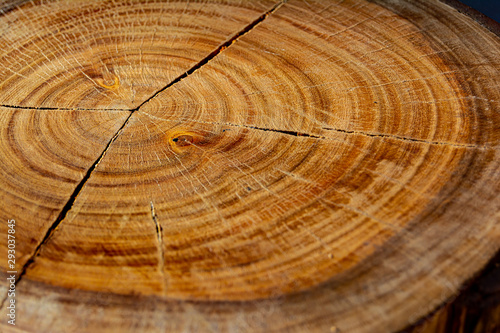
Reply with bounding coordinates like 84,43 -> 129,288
0,0 -> 499,332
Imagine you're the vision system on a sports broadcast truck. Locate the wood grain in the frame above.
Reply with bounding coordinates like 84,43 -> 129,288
0,0 -> 499,332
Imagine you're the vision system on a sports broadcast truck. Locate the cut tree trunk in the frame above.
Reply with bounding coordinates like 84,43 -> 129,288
0,0 -> 499,332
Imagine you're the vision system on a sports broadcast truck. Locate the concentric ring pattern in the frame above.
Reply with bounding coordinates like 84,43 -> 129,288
0,0 -> 499,332
0,0 -> 276,108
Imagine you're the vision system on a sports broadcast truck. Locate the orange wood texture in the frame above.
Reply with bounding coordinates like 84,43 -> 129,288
0,0 -> 499,332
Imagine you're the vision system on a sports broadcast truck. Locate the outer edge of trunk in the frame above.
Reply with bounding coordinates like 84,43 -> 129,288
439,0 -> 500,36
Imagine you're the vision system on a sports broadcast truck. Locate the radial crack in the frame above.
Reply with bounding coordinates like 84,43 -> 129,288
0,104 -> 131,112
142,113 -> 325,139
322,127 -> 491,149
150,201 -> 167,295
142,111 -> 496,150
132,0 -> 286,111
239,123 -> 494,150
0,110 -> 135,309
223,122 -> 324,139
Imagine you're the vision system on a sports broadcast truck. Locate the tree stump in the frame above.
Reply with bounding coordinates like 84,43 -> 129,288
0,0 -> 499,332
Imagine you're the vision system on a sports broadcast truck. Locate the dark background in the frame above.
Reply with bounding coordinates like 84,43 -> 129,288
460,0 -> 500,22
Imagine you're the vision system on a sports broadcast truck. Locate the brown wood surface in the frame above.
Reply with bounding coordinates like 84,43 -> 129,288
0,0 -> 499,332
403,251 -> 500,333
